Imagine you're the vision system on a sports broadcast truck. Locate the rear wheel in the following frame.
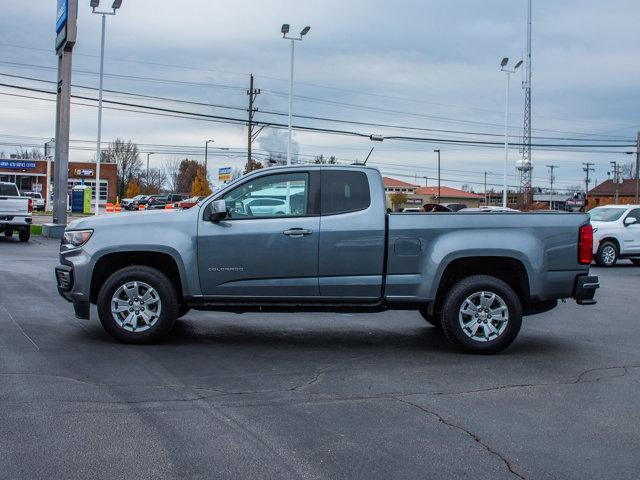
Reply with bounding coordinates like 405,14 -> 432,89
419,307 -> 441,328
596,241 -> 618,267
440,275 -> 522,354
97,266 -> 178,344
18,228 -> 30,242
4,228 -> 12,237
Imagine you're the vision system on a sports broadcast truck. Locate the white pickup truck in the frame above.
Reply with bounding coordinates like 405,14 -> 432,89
0,182 -> 33,242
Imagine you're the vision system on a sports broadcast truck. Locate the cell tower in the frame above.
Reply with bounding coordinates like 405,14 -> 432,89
520,0 -> 533,205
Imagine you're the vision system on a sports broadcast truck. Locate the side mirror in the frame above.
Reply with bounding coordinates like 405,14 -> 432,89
207,199 -> 228,222
624,217 -> 637,226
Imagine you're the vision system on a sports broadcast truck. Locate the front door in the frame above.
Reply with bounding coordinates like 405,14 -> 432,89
623,208 -> 640,254
198,171 -> 320,298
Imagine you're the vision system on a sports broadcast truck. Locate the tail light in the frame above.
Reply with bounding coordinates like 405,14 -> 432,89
578,224 -> 593,265
27,198 -> 33,213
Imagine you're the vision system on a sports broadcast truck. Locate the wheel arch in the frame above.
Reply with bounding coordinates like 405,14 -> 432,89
90,250 -> 185,304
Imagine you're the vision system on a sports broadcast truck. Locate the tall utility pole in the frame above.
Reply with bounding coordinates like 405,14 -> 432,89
484,171 -> 493,205
582,162 -> 594,207
422,176 -> 428,187
91,0 -> 124,215
434,149 -> 441,204
636,132 -> 640,205
500,58 -> 522,208
610,160 -> 621,203
246,74 -> 260,172
520,0 -> 533,206
547,164 -> 557,210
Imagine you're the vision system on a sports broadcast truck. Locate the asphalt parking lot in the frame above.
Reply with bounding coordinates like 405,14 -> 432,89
1,236 -> 639,480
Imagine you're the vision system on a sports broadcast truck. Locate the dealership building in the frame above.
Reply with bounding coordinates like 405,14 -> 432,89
0,158 -> 117,205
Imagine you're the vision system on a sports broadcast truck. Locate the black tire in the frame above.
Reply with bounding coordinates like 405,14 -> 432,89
418,306 -> 442,328
440,275 -> 522,354
177,303 -> 191,319
97,266 -> 178,344
595,241 -> 618,267
18,228 -> 30,242
4,228 -> 12,237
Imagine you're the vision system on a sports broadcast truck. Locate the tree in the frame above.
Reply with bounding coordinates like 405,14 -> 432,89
163,158 -> 181,192
14,147 -> 44,159
176,159 -> 201,194
142,168 -> 167,194
389,192 -> 408,211
313,154 -> 337,164
191,167 -> 212,196
126,179 -> 141,198
101,139 -> 142,199
231,167 -> 244,180
243,158 -> 264,175
621,162 -> 635,179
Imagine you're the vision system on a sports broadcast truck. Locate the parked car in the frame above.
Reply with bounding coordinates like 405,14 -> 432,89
176,196 -> 204,209
121,195 -> 144,210
459,206 -> 520,213
128,195 -> 149,210
423,203 -> 453,212
1,182 -> 32,242
56,165 -> 598,354
401,207 -> 423,213
589,204 -> 640,266
22,191 -> 45,211
236,197 -> 287,216
145,195 -> 171,210
443,203 -> 468,212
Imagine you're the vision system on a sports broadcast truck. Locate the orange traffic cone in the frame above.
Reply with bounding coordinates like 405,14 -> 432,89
105,203 -> 114,213
114,202 -> 122,213
164,203 -> 174,210
138,204 -> 145,211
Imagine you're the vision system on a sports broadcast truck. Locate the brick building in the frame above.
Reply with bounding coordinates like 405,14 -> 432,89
587,179 -> 640,210
383,176 -> 482,210
0,158 -> 117,206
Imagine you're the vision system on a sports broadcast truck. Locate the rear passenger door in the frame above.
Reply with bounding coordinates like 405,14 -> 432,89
318,169 -> 386,299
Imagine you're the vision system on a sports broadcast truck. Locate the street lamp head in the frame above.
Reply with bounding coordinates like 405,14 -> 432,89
90,0 -> 100,8
281,24 -> 290,35
514,60 -> 523,69
500,57 -> 509,68
112,0 -> 122,9
207,139 -> 215,143
369,134 -> 384,142
300,26 -> 311,36
434,149 -> 440,153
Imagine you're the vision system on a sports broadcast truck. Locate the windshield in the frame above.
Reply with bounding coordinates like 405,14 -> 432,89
589,207 -> 626,222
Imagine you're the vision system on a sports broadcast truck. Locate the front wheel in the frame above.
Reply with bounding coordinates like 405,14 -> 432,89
4,228 -> 12,237
440,275 -> 522,354
97,266 -> 178,344
596,241 -> 618,267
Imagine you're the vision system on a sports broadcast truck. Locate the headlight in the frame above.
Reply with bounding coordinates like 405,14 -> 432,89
62,229 -> 93,247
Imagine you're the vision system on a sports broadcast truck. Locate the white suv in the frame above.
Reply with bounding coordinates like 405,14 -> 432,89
590,205 -> 640,266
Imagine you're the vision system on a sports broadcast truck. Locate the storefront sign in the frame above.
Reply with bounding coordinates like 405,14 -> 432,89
0,160 -> 36,169
406,198 -> 423,205
73,168 -> 94,177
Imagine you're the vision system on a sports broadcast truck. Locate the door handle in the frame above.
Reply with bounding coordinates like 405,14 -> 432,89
283,228 -> 313,237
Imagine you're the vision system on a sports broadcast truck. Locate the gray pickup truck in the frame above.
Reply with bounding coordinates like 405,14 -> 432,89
56,165 -> 598,354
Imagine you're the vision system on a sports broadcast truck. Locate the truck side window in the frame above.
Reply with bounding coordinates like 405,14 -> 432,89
222,172 -> 309,218
627,209 -> 640,223
321,171 -> 370,215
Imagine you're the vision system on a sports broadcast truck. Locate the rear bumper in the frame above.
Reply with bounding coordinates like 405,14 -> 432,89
573,275 -> 599,305
0,215 -> 32,226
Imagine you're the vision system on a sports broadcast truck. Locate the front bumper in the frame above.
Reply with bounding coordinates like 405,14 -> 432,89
573,275 -> 599,305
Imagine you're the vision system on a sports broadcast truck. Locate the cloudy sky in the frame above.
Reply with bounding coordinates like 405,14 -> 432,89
1,0 -> 638,191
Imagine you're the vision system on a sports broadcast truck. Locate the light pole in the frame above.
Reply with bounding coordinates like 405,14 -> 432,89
434,149 -> 441,204
281,24 -> 310,165
547,164 -> 557,210
500,57 -> 522,208
484,171 -> 493,205
91,0 -> 123,214
146,152 -> 154,192
204,139 -> 214,184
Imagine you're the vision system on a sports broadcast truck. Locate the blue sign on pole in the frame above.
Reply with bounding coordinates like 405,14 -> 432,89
0,160 -> 37,169
56,0 -> 68,33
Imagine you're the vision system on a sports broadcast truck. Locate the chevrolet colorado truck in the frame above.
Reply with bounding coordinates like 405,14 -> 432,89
56,165 -> 598,354
1,181 -> 33,242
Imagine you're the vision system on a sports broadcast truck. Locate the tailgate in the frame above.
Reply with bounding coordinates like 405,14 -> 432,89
0,197 -> 28,214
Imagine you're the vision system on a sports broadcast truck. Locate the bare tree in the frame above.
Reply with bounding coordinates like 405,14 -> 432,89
620,162 -> 635,179
14,147 -> 44,159
141,168 -> 167,194
163,158 -> 181,192
101,139 -> 142,198
313,154 -> 337,164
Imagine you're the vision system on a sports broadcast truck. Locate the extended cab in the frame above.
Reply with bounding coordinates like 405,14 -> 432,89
55,166 -> 598,354
1,182 -> 32,242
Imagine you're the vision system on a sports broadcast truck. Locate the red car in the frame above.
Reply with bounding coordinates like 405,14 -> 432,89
176,196 -> 204,209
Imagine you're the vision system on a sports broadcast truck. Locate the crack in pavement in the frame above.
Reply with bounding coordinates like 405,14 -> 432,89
0,301 -> 40,350
394,397 -> 527,480
432,365 -> 640,396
